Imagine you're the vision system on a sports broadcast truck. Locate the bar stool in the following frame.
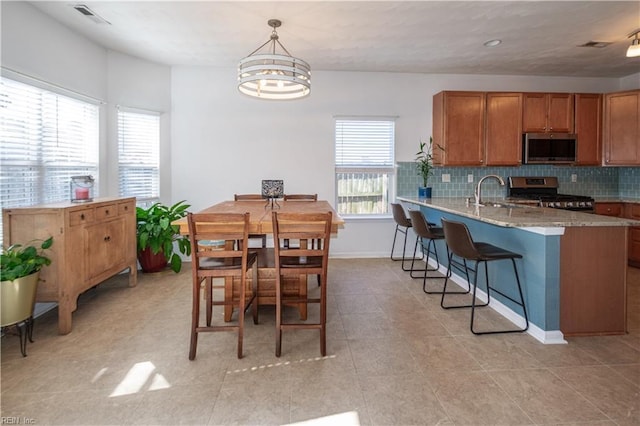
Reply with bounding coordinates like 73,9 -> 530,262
390,203 -> 421,271
407,210 -> 470,296
440,218 -> 529,335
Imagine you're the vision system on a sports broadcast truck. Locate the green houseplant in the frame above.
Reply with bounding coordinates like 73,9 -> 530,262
1,236 -> 53,356
415,136 -> 436,198
136,200 -> 191,273
1,236 -> 53,282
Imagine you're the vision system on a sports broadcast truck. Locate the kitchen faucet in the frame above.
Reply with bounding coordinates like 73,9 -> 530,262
474,174 -> 505,206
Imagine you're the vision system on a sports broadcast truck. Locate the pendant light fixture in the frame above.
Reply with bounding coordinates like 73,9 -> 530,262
237,19 -> 311,100
626,29 -> 640,57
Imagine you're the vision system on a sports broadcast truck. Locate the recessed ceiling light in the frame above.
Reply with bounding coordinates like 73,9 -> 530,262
484,39 -> 502,47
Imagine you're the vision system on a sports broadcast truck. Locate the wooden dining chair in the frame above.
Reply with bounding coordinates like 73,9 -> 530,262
271,211 -> 332,357
233,194 -> 267,248
187,212 -> 259,359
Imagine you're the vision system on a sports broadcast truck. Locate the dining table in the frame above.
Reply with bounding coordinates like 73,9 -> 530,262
174,199 -> 344,321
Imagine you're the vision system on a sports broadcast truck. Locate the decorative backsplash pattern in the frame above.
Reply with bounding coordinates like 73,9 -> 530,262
397,163 -> 640,200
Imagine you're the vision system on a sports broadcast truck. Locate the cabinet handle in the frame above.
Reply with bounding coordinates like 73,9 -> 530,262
104,236 -> 111,242
80,214 -> 85,220
105,209 -> 110,215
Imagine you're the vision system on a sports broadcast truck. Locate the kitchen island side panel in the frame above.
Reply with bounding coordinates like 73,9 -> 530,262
560,226 -> 627,336
419,206 -> 561,332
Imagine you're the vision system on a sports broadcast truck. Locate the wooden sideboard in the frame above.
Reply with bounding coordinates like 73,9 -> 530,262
2,197 -> 137,334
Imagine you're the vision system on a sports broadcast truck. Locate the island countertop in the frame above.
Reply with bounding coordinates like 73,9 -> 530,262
397,196 -> 640,228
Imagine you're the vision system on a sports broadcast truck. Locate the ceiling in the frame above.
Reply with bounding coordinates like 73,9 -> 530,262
28,1 -> 640,78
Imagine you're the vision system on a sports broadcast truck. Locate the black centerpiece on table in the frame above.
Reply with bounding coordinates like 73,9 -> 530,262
262,179 -> 284,209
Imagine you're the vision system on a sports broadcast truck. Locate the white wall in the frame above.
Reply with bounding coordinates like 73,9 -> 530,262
171,68 -> 622,257
619,72 -> 640,91
106,51 -> 172,199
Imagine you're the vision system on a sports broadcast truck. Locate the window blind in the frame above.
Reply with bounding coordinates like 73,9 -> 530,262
0,77 -> 99,208
334,118 -> 395,215
117,108 -> 160,203
335,119 -> 395,169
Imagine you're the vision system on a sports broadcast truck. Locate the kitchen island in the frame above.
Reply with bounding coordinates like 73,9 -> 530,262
398,196 -> 639,343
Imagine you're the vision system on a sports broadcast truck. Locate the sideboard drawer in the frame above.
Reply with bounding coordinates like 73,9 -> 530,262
69,209 -> 94,227
96,204 -> 117,221
118,201 -> 135,216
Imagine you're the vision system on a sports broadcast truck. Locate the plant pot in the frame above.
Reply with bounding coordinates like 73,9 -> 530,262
1,271 -> 39,327
418,186 -> 432,199
138,247 -> 168,273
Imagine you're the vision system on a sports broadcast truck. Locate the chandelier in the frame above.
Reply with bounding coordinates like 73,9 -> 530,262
237,19 -> 311,100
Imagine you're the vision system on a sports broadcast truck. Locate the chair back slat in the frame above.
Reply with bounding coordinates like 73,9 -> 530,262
234,194 -> 263,201
187,212 -> 251,272
272,211 -> 332,273
284,194 -> 317,201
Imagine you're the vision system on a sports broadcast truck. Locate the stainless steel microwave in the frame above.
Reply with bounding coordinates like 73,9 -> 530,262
522,133 -> 577,164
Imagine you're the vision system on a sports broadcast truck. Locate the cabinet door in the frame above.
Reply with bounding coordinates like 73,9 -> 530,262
548,93 -> 574,133
86,218 -> 126,281
523,93 -> 574,133
522,93 -> 548,132
574,93 -> 602,165
604,90 -> 640,165
594,202 -> 624,217
434,91 -> 485,166
485,92 -> 522,166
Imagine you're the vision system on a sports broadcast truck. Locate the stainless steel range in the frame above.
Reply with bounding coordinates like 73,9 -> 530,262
507,176 -> 595,212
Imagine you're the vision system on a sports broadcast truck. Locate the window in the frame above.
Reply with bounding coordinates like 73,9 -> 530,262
0,76 -> 99,214
335,118 -> 395,216
117,107 -> 160,205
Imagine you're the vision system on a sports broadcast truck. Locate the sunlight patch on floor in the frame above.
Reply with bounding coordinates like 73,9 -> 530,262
284,411 -> 360,426
109,361 -> 170,397
226,355 -> 337,375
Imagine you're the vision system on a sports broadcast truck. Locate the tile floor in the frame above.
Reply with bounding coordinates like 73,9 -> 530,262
1,259 -> 639,425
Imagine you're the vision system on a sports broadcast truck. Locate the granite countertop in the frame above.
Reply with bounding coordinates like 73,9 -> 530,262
397,196 -> 640,228
593,197 -> 640,204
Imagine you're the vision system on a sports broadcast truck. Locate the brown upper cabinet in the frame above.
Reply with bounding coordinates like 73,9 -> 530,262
522,93 -> 574,133
603,89 -> 640,166
433,91 -> 485,166
574,93 -> 602,165
485,92 -> 523,166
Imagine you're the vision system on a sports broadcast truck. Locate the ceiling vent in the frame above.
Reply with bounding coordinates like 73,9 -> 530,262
73,4 -> 111,24
578,41 -> 612,48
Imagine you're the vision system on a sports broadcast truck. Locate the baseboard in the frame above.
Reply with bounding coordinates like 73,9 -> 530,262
431,259 -> 567,345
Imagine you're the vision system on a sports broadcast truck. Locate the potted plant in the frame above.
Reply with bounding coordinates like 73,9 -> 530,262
136,200 -> 191,273
415,136 -> 436,198
1,236 -> 53,356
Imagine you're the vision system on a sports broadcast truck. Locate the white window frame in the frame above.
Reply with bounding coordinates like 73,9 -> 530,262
117,106 -> 160,207
334,117 -> 396,217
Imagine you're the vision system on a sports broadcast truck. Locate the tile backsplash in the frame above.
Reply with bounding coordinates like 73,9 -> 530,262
397,163 -> 640,200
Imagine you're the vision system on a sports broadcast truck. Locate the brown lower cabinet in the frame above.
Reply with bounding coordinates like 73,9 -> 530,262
594,202 -> 640,267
